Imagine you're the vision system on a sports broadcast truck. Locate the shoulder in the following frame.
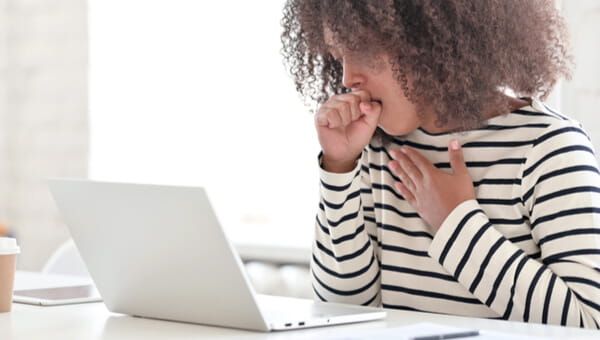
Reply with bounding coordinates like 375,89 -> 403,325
526,99 -> 592,151
520,100 -> 597,182
502,98 -> 592,151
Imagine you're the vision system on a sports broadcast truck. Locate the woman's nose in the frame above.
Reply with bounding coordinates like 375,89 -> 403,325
342,61 -> 366,89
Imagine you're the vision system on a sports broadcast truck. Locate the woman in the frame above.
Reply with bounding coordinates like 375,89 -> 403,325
281,0 -> 600,328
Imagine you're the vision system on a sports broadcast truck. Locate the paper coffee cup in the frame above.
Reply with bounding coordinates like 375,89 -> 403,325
0,237 -> 20,313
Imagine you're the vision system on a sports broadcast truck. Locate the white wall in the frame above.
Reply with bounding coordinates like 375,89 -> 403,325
560,1 -> 600,155
88,0 -> 320,247
0,0 -> 88,270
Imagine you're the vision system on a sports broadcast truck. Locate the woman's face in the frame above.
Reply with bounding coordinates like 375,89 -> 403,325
325,31 -> 426,136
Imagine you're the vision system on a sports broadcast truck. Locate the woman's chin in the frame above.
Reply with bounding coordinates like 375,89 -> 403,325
378,123 -> 418,137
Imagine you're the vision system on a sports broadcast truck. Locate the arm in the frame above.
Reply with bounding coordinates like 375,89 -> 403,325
428,122 -> 600,328
311,150 -> 381,306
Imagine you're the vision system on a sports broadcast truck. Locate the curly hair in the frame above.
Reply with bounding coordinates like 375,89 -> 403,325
281,0 -> 573,131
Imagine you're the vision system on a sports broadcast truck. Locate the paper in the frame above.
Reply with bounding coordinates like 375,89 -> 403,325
327,322 -> 547,340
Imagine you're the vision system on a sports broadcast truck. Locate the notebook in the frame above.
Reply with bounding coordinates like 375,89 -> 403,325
47,179 -> 386,331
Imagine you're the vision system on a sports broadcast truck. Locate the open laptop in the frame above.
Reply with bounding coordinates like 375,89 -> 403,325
47,179 -> 386,331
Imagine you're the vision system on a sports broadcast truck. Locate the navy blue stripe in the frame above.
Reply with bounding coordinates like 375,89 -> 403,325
360,188 -> 372,195
470,237 -> 506,293
538,228 -> 600,247
439,209 -> 483,265
523,165 -> 600,203
482,123 -> 550,131
317,210 -> 367,242
524,265 -> 546,322
361,292 -> 379,306
542,274 -> 558,324
363,206 -> 374,212
489,217 -> 527,225
312,284 -> 327,302
374,203 -> 421,219
415,119 -> 549,136
474,178 -> 521,186
573,291 -> 600,314
381,223 -> 433,239
463,140 -> 535,148
313,269 -> 379,296
381,264 -> 456,282
535,186 -> 600,207
327,211 -> 360,227
382,284 -> 482,304
561,289 -> 572,326
321,176 -> 358,192
372,182 -> 404,201
477,197 -> 522,205
523,145 -> 594,178
365,215 -> 376,224
316,215 -> 330,235
509,234 -> 533,243
543,258 -> 579,266
315,239 -> 371,262
540,103 -> 568,120
544,249 -> 600,264
389,140 -> 446,152
533,126 -> 587,147
389,139 -> 537,151
563,276 -> 600,290
485,249 -> 524,306
382,303 -> 425,312
532,208 -> 600,230
368,145 -> 393,158
331,224 -> 366,244
368,163 -> 402,182
435,158 -> 526,169
530,251 -> 541,260
381,243 -> 429,257
454,222 -> 492,279
312,253 -> 376,279
322,189 -> 361,209
502,255 -> 529,320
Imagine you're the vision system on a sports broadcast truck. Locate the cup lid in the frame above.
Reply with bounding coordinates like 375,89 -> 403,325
0,237 -> 20,255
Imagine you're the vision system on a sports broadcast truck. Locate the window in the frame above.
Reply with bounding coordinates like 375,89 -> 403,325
89,0 -> 319,247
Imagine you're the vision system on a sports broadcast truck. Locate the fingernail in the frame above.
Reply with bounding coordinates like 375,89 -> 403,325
450,140 -> 461,151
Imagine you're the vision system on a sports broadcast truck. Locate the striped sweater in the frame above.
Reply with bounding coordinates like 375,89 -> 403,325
312,99 -> 600,328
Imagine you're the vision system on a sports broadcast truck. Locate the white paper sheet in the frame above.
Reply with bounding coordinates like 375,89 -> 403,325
327,322 -> 548,340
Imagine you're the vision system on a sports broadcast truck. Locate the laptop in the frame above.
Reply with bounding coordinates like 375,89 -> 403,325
47,179 -> 386,331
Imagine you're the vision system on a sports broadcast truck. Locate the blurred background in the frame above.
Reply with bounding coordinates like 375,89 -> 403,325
0,0 -> 598,272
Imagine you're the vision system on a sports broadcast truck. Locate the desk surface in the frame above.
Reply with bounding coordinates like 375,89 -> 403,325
1,301 -> 598,339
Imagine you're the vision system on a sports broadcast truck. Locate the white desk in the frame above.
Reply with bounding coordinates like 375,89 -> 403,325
1,301 -> 599,339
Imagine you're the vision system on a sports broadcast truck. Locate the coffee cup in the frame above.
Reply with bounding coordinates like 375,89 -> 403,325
0,237 -> 20,313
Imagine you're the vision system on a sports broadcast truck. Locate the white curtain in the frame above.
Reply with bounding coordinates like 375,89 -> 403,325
0,0 -> 88,270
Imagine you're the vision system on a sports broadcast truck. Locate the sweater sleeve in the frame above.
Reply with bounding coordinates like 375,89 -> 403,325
428,120 -> 600,328
311,150 -> 381,306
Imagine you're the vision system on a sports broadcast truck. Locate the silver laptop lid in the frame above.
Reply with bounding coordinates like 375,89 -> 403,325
48,179 -> 269,331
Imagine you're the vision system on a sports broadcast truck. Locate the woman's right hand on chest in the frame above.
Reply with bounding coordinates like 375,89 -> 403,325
315,90 -> 382,173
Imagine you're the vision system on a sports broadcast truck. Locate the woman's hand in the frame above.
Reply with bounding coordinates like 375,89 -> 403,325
388,140 -> 476,230
315,90 -> 382,173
